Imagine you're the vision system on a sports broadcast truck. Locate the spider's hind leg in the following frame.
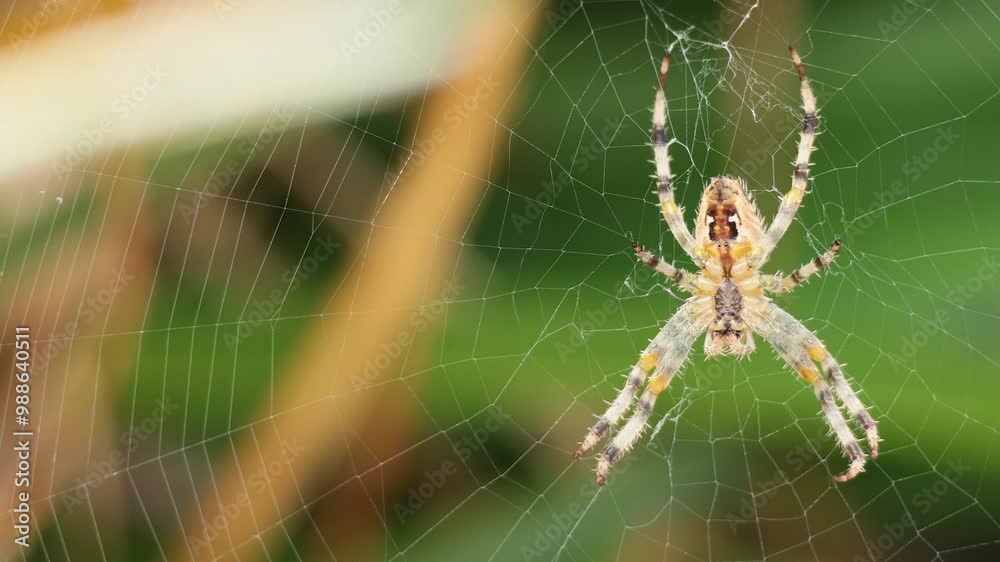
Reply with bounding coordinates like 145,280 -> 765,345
753,303 -> 879,482
574,349 -> 658,460
811,371 -> 868,482
596,368 -> 674,485
809,345 -> 880,458
591,303 -> 705,484
791,359 -> 868,482
576,301 -> 707,484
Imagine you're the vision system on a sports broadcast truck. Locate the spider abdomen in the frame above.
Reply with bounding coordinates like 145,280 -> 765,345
714,278 -> 742,319
705,278 -> 754,356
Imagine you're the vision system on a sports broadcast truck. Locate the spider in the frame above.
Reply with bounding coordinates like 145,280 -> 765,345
574,47 -> 879,485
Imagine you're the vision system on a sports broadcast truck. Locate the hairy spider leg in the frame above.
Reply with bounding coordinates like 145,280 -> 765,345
652,53 -> 700,263
761,46 -> 820,262
632,242 -> 697,292
753,303 -> 878,482
592,303 -> 708,484
762,239 -> 840,293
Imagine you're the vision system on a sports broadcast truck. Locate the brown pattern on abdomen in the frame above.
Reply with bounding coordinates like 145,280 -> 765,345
708,203 -> 738,241
714,278 -> 742,328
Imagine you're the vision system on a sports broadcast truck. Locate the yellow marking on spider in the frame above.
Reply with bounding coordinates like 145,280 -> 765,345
647,374 -> 671,395
797,365 -> 821,383
661,200 -> 679,216
806,344 -> 828,362
701,244 -> 722,259
784,189 -> 805,206
730,242 -> 754,261
639,353 -> 660,371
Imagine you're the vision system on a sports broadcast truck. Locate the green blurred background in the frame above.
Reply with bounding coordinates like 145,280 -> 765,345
10,0 -> 1000,560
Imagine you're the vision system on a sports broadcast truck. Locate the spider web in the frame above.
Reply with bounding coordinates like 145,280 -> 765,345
5,0 -> 1000,561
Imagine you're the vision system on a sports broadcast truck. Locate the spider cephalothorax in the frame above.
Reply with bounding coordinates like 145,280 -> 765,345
575,47 -> 879,485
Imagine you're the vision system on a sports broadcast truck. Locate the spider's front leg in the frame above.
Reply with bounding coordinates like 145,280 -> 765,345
575,301 -> 707,484
651,53 -> 700,263
760,46 -> 820,262
753,303 -> 879,482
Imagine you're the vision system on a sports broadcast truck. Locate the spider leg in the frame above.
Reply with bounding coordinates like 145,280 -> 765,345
762,239 -> 840,293
652,53 -> 699,262
812,372 -> 867,482
595,368 -> 673,485
761,46 -> 819,262
574,345 -> 658,460
751,303 -> 879,482
586,301 -> 708,485
812,346 -> 880,459
633,242 -> 697,292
